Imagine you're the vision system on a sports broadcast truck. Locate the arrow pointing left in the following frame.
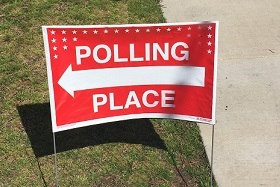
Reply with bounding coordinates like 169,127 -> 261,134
58,65 -> 205,97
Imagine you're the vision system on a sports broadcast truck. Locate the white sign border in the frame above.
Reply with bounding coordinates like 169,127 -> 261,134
42,21 -> 219,132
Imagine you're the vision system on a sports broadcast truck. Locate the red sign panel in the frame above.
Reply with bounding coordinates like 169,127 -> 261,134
42,22 -> 219,132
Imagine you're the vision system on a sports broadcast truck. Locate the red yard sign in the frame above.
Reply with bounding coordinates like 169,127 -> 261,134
42,22 -> 218,132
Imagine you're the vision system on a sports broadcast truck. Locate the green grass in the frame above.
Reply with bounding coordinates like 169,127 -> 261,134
0,0 -> 217,186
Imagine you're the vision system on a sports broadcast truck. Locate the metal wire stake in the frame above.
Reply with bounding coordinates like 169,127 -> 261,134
53,132 -> 59,187
210,124 -> 215,187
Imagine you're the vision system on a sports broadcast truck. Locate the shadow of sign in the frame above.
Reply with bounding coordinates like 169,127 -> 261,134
17,103 -> 167,158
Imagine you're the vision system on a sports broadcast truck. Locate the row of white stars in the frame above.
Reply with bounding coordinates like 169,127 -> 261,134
51,37 -> 77,43
50,25 -> 213,35
50,33 -> 213,44
53,45 -> 68,50
52,48 -> 213,59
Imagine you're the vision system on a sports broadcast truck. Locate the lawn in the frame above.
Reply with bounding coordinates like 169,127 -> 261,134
0,0 -> 216,186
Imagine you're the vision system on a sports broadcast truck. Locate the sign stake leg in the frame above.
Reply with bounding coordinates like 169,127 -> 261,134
210,124 -> 215,187
53,132 -> 59,187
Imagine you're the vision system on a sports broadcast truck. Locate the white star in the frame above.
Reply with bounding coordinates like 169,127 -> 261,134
187,34 -> 191,38
93,30 -> 98,34
104,29 -> 108,34
207,49 -> 212,54
208,26 -> 212,30
135,29 -> 140,33
63,45 -> 68,50
125,29 -> 129,33
61,30 -> 66,34
115,29 -> 119,33
207,33 -> 212,38
51,30 -> 55,35
83,30 -> 88,34
207,41 -> 212,46
54,54 -> 58,59
62,37 -> 67,42
53,46 -> 57,51
198,26 -> 202,30
51,38 -> 56,43
146,28 -> 150,32
73,37 -> 77,42
177,27 -> 182,31
72,30 -> 77,34
187,26 -> 191,30
167,28 -> 171,32
156,28 -> 161,32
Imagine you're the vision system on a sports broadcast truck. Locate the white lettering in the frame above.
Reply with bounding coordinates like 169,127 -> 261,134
124,91 -> 141,108
114,44 -> 128,62
162,90 -> 175,108
129,44 -> 144,62
93,44 -> 111,64
93,94 -> 107,112
153,43 -> 169,60
109,92 -> 123,110
171,42 -> 189,61
76,42 -> 189,65
142,90 -> 159,107
76,46 -> 91,65
92,89 -> 175,112
145,43 -> 150,61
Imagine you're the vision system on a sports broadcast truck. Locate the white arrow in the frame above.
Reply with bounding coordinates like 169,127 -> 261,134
58,65 -> 205,97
